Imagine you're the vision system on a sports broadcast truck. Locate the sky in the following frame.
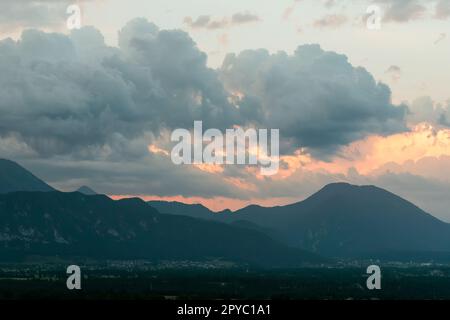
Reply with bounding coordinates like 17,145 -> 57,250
1,0 -> 450,220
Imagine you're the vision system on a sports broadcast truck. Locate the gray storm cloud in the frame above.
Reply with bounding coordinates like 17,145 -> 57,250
0,19 -> 407,160
0,18 -> 410,197
0,18 -> 241,158
220,44 -> 407,157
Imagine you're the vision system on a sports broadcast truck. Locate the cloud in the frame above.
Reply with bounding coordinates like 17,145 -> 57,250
373,155 -> 450,184
184,12 -> 260,30
0,20 -> 405,160
0,18 -> 258,198
217,33 -> 229,47
184,16 -> 228,30
282,6 -> 296,20
0,0 -> 92,32
220,44 -> 407,157
313,14 -> 348,28
340,124 -> 450,174
407,96 -> 450,126
324,0 -> 337,8
362,0 -> 450,24
374,0 -> 426,22
385,65 -> 402,81
0,0 -> 64,32
0,18 -> 246,160
439,112 -> 450,127
0,19 -> 412,200
169,156 -> 450,222
435,0 -> 450,19
19,153 -> 242,199
282,0 -> 302,21
231,12 -> 260,24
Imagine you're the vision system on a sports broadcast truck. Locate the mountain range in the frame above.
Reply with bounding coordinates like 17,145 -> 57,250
0,159 -> 322,266
2,158 -> 450,264
150,184 -> 450,260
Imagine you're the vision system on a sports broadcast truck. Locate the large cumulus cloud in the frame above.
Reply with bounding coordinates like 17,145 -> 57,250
0,18 -> 247,197
0,18 -> 240,159
0,18 -> 409,196
220,44 -> 407,157
1,19 -> 407,160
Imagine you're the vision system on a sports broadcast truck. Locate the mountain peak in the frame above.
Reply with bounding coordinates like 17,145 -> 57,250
76,185 -> 97,195
312,182 -> 389,199
0,159 -> 55,194
232,182 -> 450,258
321,182 -> 376,191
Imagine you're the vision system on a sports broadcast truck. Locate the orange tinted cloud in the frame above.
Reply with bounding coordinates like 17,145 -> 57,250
330,123 -> 450,175
275,124 -> 450,177
143,123 -> 450,210
148,144 -> 169,156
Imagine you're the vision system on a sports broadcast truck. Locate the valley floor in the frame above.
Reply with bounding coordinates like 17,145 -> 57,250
1,261 -> 450,300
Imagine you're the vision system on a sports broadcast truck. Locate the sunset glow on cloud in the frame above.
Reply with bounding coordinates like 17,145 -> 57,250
302,124 -> 450,177
141,122 -> 450,216
1,0 -> 449,220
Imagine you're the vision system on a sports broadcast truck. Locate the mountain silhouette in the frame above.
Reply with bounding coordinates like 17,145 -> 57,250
0,159 -> 54,194
236,183 -> 450,257
151,183 -> 450,259
3,158 -> 450,262
148,201 -> 224,220
76,185 -> 98,195
148,201 -> 274,235
0,191 -> 323,266
0,159 -> 324,266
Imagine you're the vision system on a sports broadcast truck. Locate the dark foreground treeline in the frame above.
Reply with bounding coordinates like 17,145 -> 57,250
1,265 -> 450,300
